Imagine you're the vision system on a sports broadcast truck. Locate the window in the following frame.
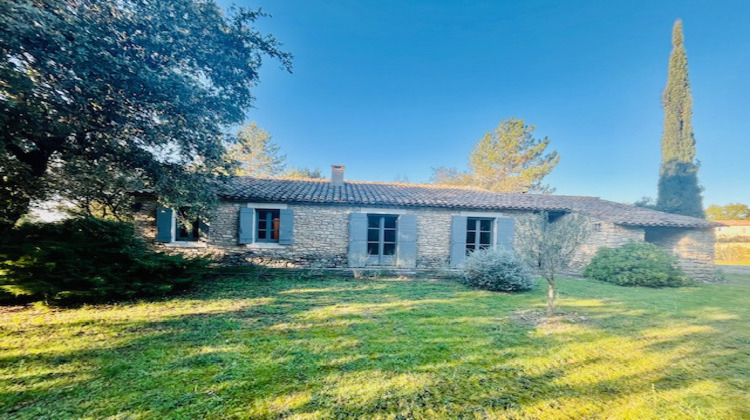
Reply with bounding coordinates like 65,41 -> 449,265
466,217 -> 493,255
367,214 -> 398,265
256,209 -> 280,243
176,209 -> 201,242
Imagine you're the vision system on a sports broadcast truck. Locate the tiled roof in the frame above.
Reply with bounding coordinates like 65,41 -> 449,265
221,177 -> 717,228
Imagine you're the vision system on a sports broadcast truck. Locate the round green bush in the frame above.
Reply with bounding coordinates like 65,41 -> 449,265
583,242 -> 687,287
462,248 -> 535,292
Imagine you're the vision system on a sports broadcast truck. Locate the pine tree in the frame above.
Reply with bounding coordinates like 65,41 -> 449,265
656,20 -> 705,218
432,118 -> 559,193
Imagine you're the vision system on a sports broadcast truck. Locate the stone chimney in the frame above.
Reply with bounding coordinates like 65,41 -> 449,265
331,164 -> 345,186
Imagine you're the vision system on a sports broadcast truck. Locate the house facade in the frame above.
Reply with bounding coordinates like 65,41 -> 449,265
714,220 -> 750,241
134,166 -> 718,282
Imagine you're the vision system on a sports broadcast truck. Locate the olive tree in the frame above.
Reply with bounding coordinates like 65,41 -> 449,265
515,211 -> 591,316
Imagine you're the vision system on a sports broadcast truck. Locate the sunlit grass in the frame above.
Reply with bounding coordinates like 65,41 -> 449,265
0,273 -> 748,418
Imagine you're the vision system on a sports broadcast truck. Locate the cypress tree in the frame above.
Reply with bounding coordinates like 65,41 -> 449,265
656,20 -> 705,218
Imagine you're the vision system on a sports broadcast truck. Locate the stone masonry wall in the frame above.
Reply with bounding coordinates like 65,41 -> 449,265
568,217 -> 645,272
645,227 -> 717,282
134,200 -> 716,281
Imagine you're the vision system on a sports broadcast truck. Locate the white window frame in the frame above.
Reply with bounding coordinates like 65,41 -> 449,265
244,203 -> 289,249
459,211 -> 512,250
357,207 -> 408,215
163,212 -> 207,248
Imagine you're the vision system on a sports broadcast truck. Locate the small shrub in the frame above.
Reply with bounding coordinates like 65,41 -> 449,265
0,218 -> 209,305
462,248 -> 535,292
583,242 -> 687,287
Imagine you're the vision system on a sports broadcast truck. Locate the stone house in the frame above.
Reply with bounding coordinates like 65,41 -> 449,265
134,165 -> 718,281
714,220 -> 750,241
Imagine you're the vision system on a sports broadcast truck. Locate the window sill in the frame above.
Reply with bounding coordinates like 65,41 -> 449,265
246,243 -> 287,249
164,241 -> 208,248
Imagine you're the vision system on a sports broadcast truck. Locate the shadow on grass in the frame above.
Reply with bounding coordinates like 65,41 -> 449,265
1,273 -> 748,418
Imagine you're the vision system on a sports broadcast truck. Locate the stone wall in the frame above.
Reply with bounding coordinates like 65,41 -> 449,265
645,226 -> 717,282
569,217 -> 645,272
134,200 -> 717,281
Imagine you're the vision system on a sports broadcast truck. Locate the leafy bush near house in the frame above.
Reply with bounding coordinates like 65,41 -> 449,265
0,218 -> 209,306
462,248 -> 535,292
583,242 -> 687,287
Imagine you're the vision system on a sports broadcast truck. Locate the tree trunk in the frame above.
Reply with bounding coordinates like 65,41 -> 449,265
546,277 -> 555,316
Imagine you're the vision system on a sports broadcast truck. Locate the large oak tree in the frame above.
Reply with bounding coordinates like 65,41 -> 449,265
0,0 -> 291,229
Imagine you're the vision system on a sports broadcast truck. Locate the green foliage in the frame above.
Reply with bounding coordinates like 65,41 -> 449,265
432,118 -> 559,193
706,203 -> 750,220
461,248 -> 535,292
514,212 -> 591,315
656,20 -> 704,218
514,212 -> 591,282
54,156 -> 139,221
225,122 -> 287,177
282,166 -> 323,179
0,0 -> 291,227
633,196 -> 657,209
657,161 -> 704,218
0,218 -> 209,305
584,242 -> 687,287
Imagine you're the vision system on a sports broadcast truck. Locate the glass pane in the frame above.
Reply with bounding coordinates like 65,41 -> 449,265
384,217 -> 397,229
258,229 -> 266,239
466,231 -> 476,244
368,216 -> 379,228
367,242 -> 379,255
258,220 -> 267,230
466,244 -> 475,255
480,232 -> 491,245
368,229 -> 379,242
384,229 -> 396,243
480,219 -> 492,231
383,243 -> 395,255
467,218 -> 476,230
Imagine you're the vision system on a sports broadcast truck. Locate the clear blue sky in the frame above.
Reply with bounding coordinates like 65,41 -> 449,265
219,0 -> 748,205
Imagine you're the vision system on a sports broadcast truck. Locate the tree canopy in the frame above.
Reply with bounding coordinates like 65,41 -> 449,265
0,0 -> 291,229
225,122 -> 286,177
514,212 -> 590,316
432,118 -> 559,193
705,203 -> 750,220
283,167 -> 323,179
656,20 -> 704,218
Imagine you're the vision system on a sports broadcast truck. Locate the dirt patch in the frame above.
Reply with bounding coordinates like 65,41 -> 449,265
508,309 -> 593,331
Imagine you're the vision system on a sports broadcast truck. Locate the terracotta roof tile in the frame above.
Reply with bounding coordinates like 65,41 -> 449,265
221,177 -> 716,228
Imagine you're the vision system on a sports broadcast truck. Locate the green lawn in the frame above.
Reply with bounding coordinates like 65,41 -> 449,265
1,272 -> 748,419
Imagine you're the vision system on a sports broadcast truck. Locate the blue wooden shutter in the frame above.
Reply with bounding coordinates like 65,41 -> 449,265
348,213 -> 368,267
155,207 -> 174,242
199,218 -> 210,239
449,216 -> 467,268
279,209 -> 294,245
495,217 -> 515,251
396,214 -> 417,268
238,207 -> 254,244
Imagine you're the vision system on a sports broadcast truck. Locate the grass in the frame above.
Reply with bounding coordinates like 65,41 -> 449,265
1,272 -> 748,419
